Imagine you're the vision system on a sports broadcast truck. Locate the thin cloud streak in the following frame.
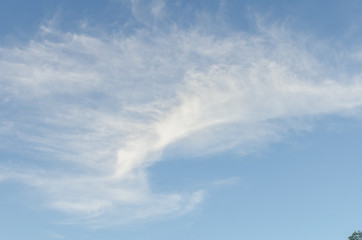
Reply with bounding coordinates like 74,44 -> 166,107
1,13 -> 362,226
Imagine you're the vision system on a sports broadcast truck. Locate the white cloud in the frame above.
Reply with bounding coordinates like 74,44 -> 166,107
129,0 -> 167,24
210,177 -> 240,187
150,0 -> 167,19
1,11 -> 362,227
47,230 -> 64,239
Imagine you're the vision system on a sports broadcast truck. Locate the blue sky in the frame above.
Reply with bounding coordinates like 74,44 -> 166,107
1,0 -> 362,239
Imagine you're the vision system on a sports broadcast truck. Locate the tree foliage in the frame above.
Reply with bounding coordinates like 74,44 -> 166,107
349,231 -> 362,240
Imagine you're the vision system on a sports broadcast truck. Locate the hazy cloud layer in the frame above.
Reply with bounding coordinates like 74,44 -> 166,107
1,6 -> 362,226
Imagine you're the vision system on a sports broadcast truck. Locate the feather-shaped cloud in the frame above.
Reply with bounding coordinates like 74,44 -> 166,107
1,7 -> 362,226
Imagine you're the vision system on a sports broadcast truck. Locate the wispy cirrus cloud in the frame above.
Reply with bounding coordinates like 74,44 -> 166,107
1,5 -> 362,227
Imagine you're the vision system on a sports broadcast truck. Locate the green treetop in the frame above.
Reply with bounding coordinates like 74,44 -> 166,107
349,231 -> 362,240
